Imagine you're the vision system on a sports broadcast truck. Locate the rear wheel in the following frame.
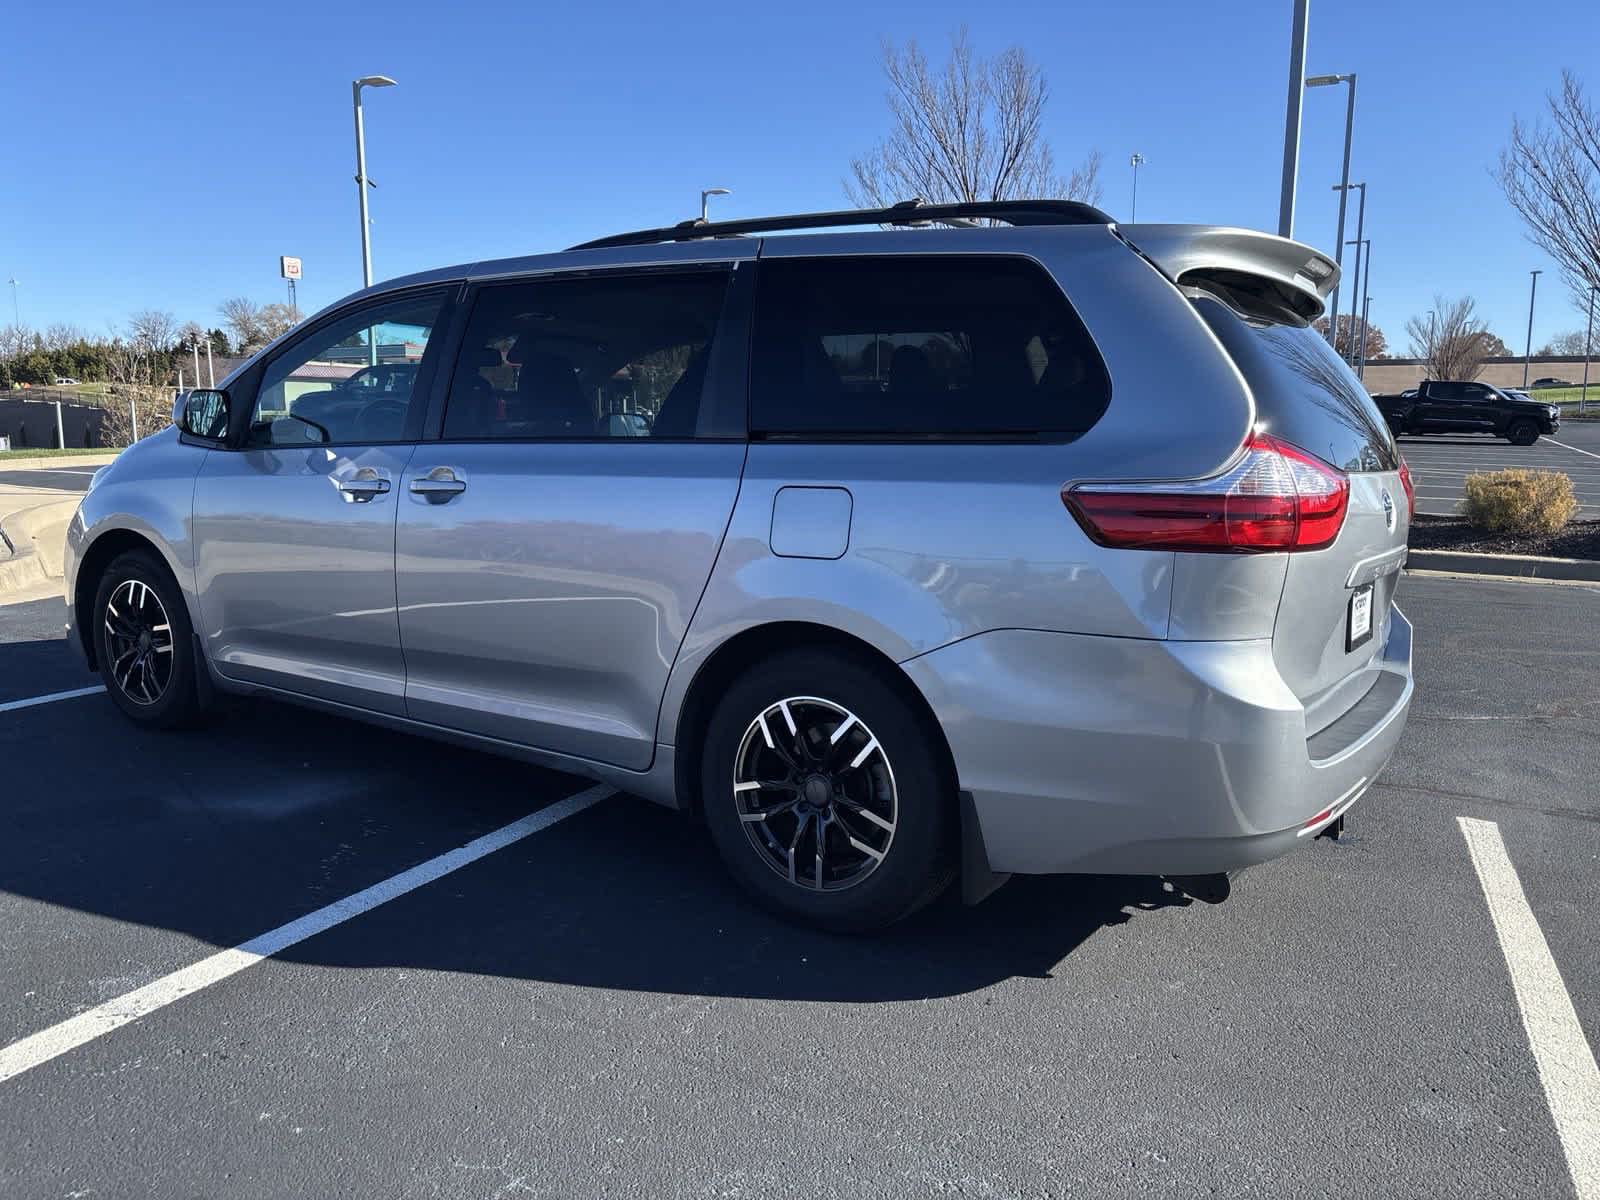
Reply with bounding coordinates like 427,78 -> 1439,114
1508,419 -> 1539,446
700,648 -> 955,932
93,549 -> 201,728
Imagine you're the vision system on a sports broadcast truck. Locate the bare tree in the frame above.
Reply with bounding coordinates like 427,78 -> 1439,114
1538,329 -> 1592,355
1497,71 -> 1600,308
43,323 -> 83,350
219,297 -> 265,352
847,29 -> 1102,217
128,310 -> 178,353
257,302 -> 302,343
1312,314 -> 1388,359
0,324 -> 33,358
1406,295 -> 1494,380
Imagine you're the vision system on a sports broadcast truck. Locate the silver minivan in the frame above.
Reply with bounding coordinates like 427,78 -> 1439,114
65,201 -> 1414,930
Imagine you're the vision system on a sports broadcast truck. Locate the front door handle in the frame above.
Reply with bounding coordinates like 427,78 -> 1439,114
336,469 -> 391,502
410,466 -> 467,502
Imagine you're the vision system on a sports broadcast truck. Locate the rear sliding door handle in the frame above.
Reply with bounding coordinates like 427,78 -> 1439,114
410,467 -> 467,502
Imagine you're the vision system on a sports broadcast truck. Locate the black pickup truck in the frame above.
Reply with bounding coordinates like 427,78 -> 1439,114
1373,379 -> 1561,445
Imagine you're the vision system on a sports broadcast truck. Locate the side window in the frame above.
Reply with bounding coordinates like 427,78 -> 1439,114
1431,382 -> 1464,401
750,256 -> 1110,439
442,270 -> 731,441
250,292 -> 444,447
1461,384 -> 1490,403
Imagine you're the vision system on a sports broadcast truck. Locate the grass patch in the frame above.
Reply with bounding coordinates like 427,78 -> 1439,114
0,447 -> 120,461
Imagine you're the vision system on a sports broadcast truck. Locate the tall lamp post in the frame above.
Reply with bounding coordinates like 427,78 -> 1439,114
1333,180 -> 1365,361
1359,293 -> 1373,381
6,277 -> 18,327
1307,72 -> 1357,351
1129,153 -> 1146,221
352,75 -> 397,289
1523,269 -> 1542,388
1346,237 -> 1369,367
1356,242 -> 1373,379
699,187 -> 731,224
1277,0 -> 1310,237
1581,283 -> 1596,416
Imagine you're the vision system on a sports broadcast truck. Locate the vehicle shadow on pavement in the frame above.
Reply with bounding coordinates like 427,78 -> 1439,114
274,790 -> 1198,1003
2,663 -> 1195,1004
0,636 -> 84,704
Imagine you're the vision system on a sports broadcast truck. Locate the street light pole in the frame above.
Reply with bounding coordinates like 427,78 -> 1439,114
1359,293 -> 1373,381
6,277 -> 18,327
1345,237 -> 1369,366
1308,73 -> 1357,350
1523,269 -> 1542,387
1333,181 -> 1365,360
1581,284 -> 1596,416
1277,0 -> 1310,237
700,187 -> 731,224
1357,242 -> 1373,379
352,76 -> 397,289
1129,153 -> 1146,221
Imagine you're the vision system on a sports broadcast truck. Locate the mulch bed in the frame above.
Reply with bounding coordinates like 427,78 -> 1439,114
1409,514 -> 1600,560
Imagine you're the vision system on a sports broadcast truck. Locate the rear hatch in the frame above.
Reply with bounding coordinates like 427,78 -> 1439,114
1192,292 -> 1408,735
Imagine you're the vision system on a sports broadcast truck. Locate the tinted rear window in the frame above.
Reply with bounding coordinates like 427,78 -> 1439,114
1193,293 -> 1398,472
751,256 -> 1110,439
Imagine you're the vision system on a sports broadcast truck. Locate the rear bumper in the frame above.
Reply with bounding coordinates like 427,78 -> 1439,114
901,605 -> 1413,876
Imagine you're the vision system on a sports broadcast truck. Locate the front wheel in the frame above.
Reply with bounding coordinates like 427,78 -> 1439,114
700,648 -> 955,932
93,549 -> 201,728
1507,419 -> 1539,446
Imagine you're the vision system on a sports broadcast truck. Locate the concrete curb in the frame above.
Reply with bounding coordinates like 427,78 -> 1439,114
1407,548 -> 1600,582
0,497 -> 78,594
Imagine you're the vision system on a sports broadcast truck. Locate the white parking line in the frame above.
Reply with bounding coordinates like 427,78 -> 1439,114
0,783 -> 615,1085
1550,438 -> 1600,462
0,685 -> 106,714
1458,817 -> 1600,1200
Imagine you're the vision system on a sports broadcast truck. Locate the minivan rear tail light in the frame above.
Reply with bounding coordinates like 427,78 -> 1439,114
1398,457 -> 1415,520
1064,433 -> 1349,553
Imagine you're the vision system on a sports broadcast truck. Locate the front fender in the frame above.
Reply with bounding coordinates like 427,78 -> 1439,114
66,428 -> 208,663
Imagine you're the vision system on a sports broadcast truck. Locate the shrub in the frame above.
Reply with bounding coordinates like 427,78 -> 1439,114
96,387 -> 174,448
1460,469 -> 1579,534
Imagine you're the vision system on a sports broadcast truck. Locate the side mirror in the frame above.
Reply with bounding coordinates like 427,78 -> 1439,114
180,389 -> 231,441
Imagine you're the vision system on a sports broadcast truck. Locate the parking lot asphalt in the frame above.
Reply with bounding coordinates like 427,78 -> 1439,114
0,466 -> 97,494
1399,420 -> 1600,520
1,575 -> 1597,1198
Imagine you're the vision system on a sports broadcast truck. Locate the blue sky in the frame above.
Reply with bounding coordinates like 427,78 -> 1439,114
3,0 -> 1597,352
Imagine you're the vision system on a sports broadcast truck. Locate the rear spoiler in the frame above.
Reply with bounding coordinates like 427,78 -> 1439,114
1114,225 -> 1339,324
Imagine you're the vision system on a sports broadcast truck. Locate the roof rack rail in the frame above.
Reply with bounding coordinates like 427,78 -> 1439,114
568,198 -> 1115,251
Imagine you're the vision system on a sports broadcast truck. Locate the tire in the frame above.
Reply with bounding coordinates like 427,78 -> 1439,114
700,648 -> 956,933
93,548 -> 201,728
1508,419 -> 1539,446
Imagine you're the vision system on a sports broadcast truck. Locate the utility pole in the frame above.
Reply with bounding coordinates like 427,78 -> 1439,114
1523,269 -> 1541,387
1129,153 -> 1146,222
6,277 -> 18,327
1277,0 -> 1310,237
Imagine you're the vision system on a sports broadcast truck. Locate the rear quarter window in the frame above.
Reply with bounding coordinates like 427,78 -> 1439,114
1193,292 -> 1398,472
751,255 -> 1110,440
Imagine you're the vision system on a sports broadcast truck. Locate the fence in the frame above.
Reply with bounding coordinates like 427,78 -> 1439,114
0,395 -> 106,450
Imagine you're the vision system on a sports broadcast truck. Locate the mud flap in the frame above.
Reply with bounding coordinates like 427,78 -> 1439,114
960,790 -> 1011,906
